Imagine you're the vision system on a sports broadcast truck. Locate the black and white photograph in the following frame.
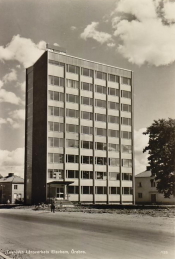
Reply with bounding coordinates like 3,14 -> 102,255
0,0 -> 175,258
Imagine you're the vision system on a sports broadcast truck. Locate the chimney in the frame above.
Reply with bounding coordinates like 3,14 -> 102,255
8,173 -> 14,177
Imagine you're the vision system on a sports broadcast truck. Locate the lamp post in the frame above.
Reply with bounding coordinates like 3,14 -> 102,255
1,185 -> 5,204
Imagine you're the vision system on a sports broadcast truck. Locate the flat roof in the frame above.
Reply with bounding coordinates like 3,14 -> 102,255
47,49 -> 132,73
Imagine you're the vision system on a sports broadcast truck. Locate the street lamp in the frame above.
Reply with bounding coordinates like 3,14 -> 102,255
1,185 -> 5,204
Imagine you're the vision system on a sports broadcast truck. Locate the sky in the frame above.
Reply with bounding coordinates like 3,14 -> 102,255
0,0 -> 175,177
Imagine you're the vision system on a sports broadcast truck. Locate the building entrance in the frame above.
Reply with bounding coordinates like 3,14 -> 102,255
56,187 -> 64,199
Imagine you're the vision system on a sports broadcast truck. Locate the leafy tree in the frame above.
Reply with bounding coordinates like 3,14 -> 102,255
143,118 -> 175,198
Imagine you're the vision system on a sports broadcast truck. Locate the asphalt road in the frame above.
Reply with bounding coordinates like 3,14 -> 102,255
0,209 -> 174,259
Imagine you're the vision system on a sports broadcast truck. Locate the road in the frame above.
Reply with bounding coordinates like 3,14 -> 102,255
0,209 -> 174,259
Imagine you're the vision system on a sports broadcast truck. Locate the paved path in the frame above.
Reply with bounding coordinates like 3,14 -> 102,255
0,209 -> 174,259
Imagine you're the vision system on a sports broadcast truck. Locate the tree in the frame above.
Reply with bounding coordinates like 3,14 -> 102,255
143,118 -> 175,198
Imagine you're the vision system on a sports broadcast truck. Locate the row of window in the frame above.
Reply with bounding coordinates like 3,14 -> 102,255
68,186 -> 133,195
48,121 -> 131,139
48,169 -> 132,181
48,154 -> 132,167
49,106 -> 131,126
48,138 -> 132,153
48,60 -> 131,85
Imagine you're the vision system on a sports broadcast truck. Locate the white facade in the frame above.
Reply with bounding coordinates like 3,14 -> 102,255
46,48 -> 134,204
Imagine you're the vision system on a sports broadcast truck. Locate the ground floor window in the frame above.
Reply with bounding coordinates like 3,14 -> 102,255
109,187 -> 120,195
95,186 -> 107,194
122,187 -> 133,195
68,186 -> 79,194
81,186 -> 93,194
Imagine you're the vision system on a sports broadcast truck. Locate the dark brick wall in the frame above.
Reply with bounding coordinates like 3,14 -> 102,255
32,51 -> 48,204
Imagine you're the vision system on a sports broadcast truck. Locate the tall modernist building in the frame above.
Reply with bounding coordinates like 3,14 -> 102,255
24,44 -> 134,205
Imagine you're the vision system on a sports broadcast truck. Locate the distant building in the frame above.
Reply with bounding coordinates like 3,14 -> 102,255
0,173 -> 24,204
135,170 -> 175,205
24,44 -> 134,205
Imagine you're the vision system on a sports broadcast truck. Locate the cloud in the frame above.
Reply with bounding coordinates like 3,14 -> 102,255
107,42 -> 116,48
6,118 -> 20,129
0,35 -> 46,68
0,118 -> 7,127
111,0 -> 175,66
53,43 -> 59,46
134,128 -> 149,174
163,1 -> 175,23
3,69 -> 17,83
9,109 -> 25,121
70,26 -> 77,31
80,22 -> 113,44
0,80 -> 3,89
0,88 -> 21,104
0,148 -> 24,177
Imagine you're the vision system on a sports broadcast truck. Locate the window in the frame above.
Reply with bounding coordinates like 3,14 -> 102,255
95,71 -> 106,80
48,106 -> 64,117
108,115 -> 119,124
48,169 -> 63,179
81,111 -> 93,120
122,187 -> 133,195
48,76 -> 64,87
67,170 -> 79,179
81,96 -> 93,106
95,142 -> 107,151
81,171 -> 93,179
138,193 -> 142,198
81,82 -> 93,92
66,139 -> 79,148
122,173 -> 132,181
49,60 -> 64,67
48,153 -> 64,163
95,85 -> 106,94
81,156 -> 93,164
121,104 -> 131,112
121,131 -> 132,139
49,91 -> 64,102
121,90 -> 131,99
122,159 -> 132,168
14,185 -> 18,190
108,74 -> 119,83
66,124 -> 79,133
109,158 -> 120,166
48,138 -> 64,148
81,186 -> 93,194
81,68 -> 93,77
66,79 -> 79,89
81,126 -> 93,135
122,77 -> 131,85
66,64 -> 79,74
138,182 -> 142,187
109,187 -> 120,194
150,179 -> 156,187
108,87 -> 119,96
95,113 -> 106,122
121,117 -> 131,126
81,141 -> 93,149
96,186 -> 107,194
96,171 -> 107,180
48,122 -> 63,132
122,145 -> 132,153
108,143 -> 119,152
109,129 -> 119,138
66,94 -> 79,104
66,154 -> 79,163
108,101 -> 119,110
109,172 -> 120,180
95,99 -> 106,108
95,128 -> 106,136
66,109 -> 79,118
68,186 -> 79,194
95,157 -> 107,165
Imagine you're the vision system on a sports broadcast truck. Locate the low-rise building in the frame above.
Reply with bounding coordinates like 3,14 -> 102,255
135,170 -> 175,205
0,173 -> 24,204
